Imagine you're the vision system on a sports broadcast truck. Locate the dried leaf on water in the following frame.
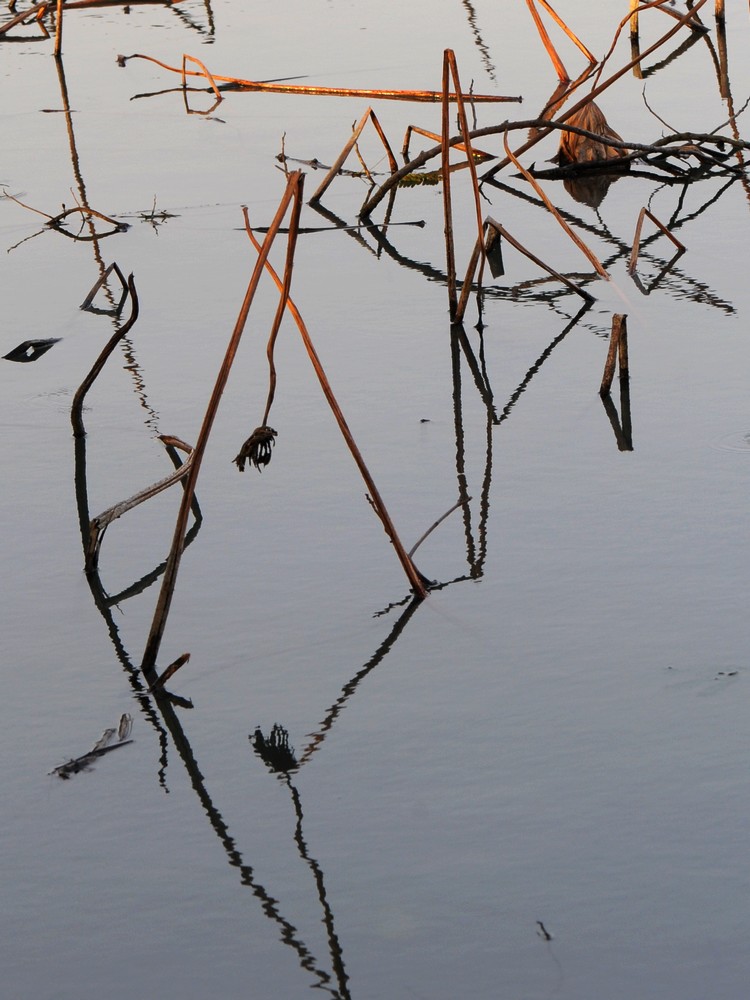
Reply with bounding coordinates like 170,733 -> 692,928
51,714 -> 133,779
3,339 -> 61,363
556,101 -> 629,166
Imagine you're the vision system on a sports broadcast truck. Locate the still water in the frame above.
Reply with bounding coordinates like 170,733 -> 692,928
2,2 -> 749,998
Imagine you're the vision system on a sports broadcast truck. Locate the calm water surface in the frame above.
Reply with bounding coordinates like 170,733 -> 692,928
2,2 -> 749,998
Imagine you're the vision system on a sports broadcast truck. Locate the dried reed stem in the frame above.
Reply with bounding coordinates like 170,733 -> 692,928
140,174 -> 303,673
182,53 -> 221,102
260,178 -> 303,425
628,207 -> 686,273
402,125 -> 492,163
80,261 -> 129,313
408,498 -> 469,558
86,441 -> 195,572
120,52 -> 522,104
600,314 -> 628,396
46,204 -> 127,239
441,57 -> 458,318
53,0 -> 63,56
533,0 -> 596,63
148,652 -> 191,693
484,218 -> 595,302
525,0 -> 570,81
455,235 -> 483,324
309,107 -> 397,204
629,0 -> 639,41
445,49 -> 486,324
483,0 -> 711,180
502,131 -> 609,279
242,210 -> 428,598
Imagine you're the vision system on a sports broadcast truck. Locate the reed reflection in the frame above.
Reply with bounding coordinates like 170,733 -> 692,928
76,422 -> 355,995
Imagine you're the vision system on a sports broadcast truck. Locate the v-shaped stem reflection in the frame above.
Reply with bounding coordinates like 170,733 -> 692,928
76,421 -> 353,995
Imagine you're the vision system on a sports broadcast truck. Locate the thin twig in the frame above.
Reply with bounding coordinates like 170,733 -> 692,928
408,498 -> 470,558
628,207 -> 686,273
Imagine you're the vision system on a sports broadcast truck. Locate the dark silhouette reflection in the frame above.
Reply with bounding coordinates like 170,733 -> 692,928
699,13 -> 750,209
253,725 -> 351,999
483,175 -> 739,315
562,169 -> 625,209
307,150 -> 739,320
601,380 -> 633,452
293,307 -> 594,771
460,0 -> 497,82
3,338 -> 60,362
639,21 -> 705,79
629,247 -> 686,296
78,435 -> 353,993
495,302 -> 592,427
48,53 -> 162,429
300,596 -> 424,766
253,724 -> 299,774
167,0 -> 216,41
451,324 -> 493,579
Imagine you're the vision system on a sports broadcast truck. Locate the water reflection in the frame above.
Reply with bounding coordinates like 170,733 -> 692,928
75,427 -> 353,993
304,147 -> 740,318
601,381 -> 633,452
10,5 -> 748,994
484,175 -> 739,314
253,725 -> 351,998
459,0 -> 496,83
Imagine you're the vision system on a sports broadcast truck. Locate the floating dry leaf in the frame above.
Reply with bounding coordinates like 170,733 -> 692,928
51,713 -> 133,779
557,101 -> 630,165
3,338 -> 60,363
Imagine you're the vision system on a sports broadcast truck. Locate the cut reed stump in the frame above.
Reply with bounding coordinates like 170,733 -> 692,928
600,314 -> 629,397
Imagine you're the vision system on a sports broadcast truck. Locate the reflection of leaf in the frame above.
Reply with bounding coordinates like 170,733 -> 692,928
51,713 -> 133,779
252,724 -> 298,774
3,338 -> 60,363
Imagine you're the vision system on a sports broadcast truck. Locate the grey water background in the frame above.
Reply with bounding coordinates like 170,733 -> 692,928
2,2 -> 749,998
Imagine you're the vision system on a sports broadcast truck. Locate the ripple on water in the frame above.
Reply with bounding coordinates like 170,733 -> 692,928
713,431 -> 750,453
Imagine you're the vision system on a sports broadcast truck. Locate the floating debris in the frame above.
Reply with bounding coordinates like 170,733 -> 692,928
51,714 -> 133,779
3,338 -> 60,363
